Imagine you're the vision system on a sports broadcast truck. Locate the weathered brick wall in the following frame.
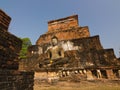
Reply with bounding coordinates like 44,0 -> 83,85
36,26 -> 90,45
0,29 -> 22,69
34,35 -> 103,55
48,15 -> 79,32
0,9 -> 34,90
0,9 -> 11,31
0,70 -> 34,90
36,15 -> 90,45
26,36 -> 118,69
64,49 -> 118,67
0,9 -> 22,69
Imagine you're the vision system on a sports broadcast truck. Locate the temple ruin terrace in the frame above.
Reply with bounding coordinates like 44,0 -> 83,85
26,14 -> 120,81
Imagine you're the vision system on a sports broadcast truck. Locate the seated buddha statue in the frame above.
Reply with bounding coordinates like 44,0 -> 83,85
47,36 -> 64,60
39,36 -> 68,68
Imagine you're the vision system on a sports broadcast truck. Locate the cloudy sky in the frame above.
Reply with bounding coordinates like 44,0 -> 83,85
0,0 -> 120,57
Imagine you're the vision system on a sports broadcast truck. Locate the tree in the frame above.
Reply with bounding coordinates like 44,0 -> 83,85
19,38 -> 32,59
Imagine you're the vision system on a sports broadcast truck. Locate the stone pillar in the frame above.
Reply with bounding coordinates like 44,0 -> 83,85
86,70 -> 94,80
97,69 -> 102,79
74,70 -> 78,74
83,69 -> 87,74
58,70 -> 63,77
106,69 -> 114,79
79,70 -> 84,75
118,70 -> 120,78
66,71 -> 70,76
62,71 -> 66,77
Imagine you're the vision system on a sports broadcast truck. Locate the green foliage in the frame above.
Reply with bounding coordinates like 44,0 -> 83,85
19,38 -> 32,59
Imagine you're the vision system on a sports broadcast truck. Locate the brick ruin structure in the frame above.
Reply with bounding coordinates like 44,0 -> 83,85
24,15 -> 120,82
0,9 -> 34,90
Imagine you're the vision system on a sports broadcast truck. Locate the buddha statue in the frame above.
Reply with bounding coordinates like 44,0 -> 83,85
47,36 -> 65,66
47,36 -> 64,60
39,36 -> 68,68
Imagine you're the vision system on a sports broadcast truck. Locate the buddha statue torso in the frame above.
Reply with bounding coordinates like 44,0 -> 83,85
47,45 -> 64,60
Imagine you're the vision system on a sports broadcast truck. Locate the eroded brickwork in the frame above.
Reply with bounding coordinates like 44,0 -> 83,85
0,9 -> 34,90
0,9 -> 11,31
0,70 -> 34,90
0,10 -> 22,69
0,30 -> 22,69
36,15 -> 90,45
48,15 -> 79,32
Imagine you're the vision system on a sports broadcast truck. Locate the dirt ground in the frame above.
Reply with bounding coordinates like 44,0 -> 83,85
34,80 -> 120,90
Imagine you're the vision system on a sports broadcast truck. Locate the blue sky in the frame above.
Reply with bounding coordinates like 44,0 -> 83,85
0,0 -> 120,57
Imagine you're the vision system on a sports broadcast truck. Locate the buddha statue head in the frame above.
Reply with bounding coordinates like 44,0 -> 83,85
51,36 -> 58,46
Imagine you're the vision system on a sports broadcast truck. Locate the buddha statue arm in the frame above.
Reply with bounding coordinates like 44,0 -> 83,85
59,47 -> 64,58
47,49 -> 52,59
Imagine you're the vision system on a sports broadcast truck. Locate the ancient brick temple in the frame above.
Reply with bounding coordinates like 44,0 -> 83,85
0,9 -> 34,90
27,15 -> 120,81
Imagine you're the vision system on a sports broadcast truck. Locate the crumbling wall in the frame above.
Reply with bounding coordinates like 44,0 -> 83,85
36,26 -> 90,44
25,47 -> 118,70
0,9 -> 11,31
0,70 -> 34,90
36,15 -> 90,45
27,34 -> 118,68
0,29 -> 22,69
61,35 -> 103,51
0,10 -> 22,69
48,15 -> 79,32
31,35 -> 103,55
0,9 -> 34,90
64,49 -> 118,67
